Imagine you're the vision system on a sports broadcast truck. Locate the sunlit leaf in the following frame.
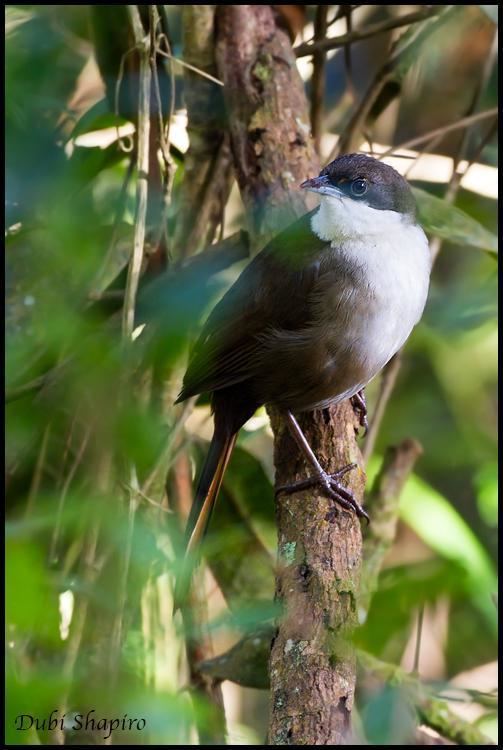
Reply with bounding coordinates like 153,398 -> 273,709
398,473 -> 497,629
412,187 -> 498,255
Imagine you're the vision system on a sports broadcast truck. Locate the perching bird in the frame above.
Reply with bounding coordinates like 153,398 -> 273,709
174,153 -> 431,607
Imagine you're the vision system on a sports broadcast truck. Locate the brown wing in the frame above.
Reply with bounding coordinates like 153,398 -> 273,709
176,210 -> 329,402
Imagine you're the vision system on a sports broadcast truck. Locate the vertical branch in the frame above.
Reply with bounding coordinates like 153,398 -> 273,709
172,5 -> 234,258
310,5 -> 329,154
215,6 -> 364,744
122,5 -> 151,339
342,4 -> 357,102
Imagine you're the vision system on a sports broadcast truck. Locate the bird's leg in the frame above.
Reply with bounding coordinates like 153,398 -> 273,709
275,410 -> 369,522
350,388 -> 368,436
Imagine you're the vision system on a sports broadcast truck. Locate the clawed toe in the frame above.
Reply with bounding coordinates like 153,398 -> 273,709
275,463 -> 369,523
351,390 -> 368,437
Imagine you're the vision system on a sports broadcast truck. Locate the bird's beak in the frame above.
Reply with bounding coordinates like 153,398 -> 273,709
300,175 -> 343,198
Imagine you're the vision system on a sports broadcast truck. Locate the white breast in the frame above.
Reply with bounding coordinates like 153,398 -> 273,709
312,195 -> 431,384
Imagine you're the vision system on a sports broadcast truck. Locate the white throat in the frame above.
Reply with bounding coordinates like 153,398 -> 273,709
312,193 -> 411,242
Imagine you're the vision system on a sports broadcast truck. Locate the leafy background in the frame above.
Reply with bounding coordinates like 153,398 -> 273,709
5,5 -> 497,745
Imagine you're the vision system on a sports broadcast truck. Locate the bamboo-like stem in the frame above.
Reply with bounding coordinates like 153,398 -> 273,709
122,5 -> 151,340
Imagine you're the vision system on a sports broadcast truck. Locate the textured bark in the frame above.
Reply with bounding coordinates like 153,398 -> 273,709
215,4 -> 318,250
215,6 -> 364,745
268,408 -> 364,745
172,5 -> 234,258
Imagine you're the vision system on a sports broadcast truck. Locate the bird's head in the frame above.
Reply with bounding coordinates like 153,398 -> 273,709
301,153 -> 417,240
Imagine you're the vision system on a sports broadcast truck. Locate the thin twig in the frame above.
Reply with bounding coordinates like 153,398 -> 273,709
404,132 -> 445,178
465,118 -> 497,173
121,480 -> 171,513
156,43 -> 224,86
114,45 -> 138,153
302,6 -> 362,46
378,108 -> 498,160
328,5 -> 361,29
413,605 -> 425,674
24,424 -> 51,517
152,17 -> 177,253
295,7 -> 443,57
362,352 -> 402,465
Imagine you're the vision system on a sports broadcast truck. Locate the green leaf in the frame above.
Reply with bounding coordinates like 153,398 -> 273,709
398,473 -> 497,630
66,141 -> 127,191
366,458 -> 497,632
6,539 -> 60,645
356,558 -> 467,660
88,222 -> 133,299
412,187 -> 498,255
474,461 -> 498,527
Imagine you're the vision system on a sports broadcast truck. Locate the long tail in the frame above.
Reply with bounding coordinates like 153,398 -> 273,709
173,428 -> 237,612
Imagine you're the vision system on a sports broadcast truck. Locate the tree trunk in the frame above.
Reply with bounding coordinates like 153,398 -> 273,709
215,5 -> 365,744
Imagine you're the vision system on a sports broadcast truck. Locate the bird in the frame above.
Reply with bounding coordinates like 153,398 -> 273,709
173,152 -> 431,608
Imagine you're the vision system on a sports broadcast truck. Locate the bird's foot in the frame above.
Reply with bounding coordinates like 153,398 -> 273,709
351,389 -> 368,437
275,463 -> 369,523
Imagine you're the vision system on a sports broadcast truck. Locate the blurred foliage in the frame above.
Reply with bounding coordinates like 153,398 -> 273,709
5,4 -> 497,746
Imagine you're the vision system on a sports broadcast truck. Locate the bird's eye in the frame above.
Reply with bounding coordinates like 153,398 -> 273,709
350,178 -> 368,196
